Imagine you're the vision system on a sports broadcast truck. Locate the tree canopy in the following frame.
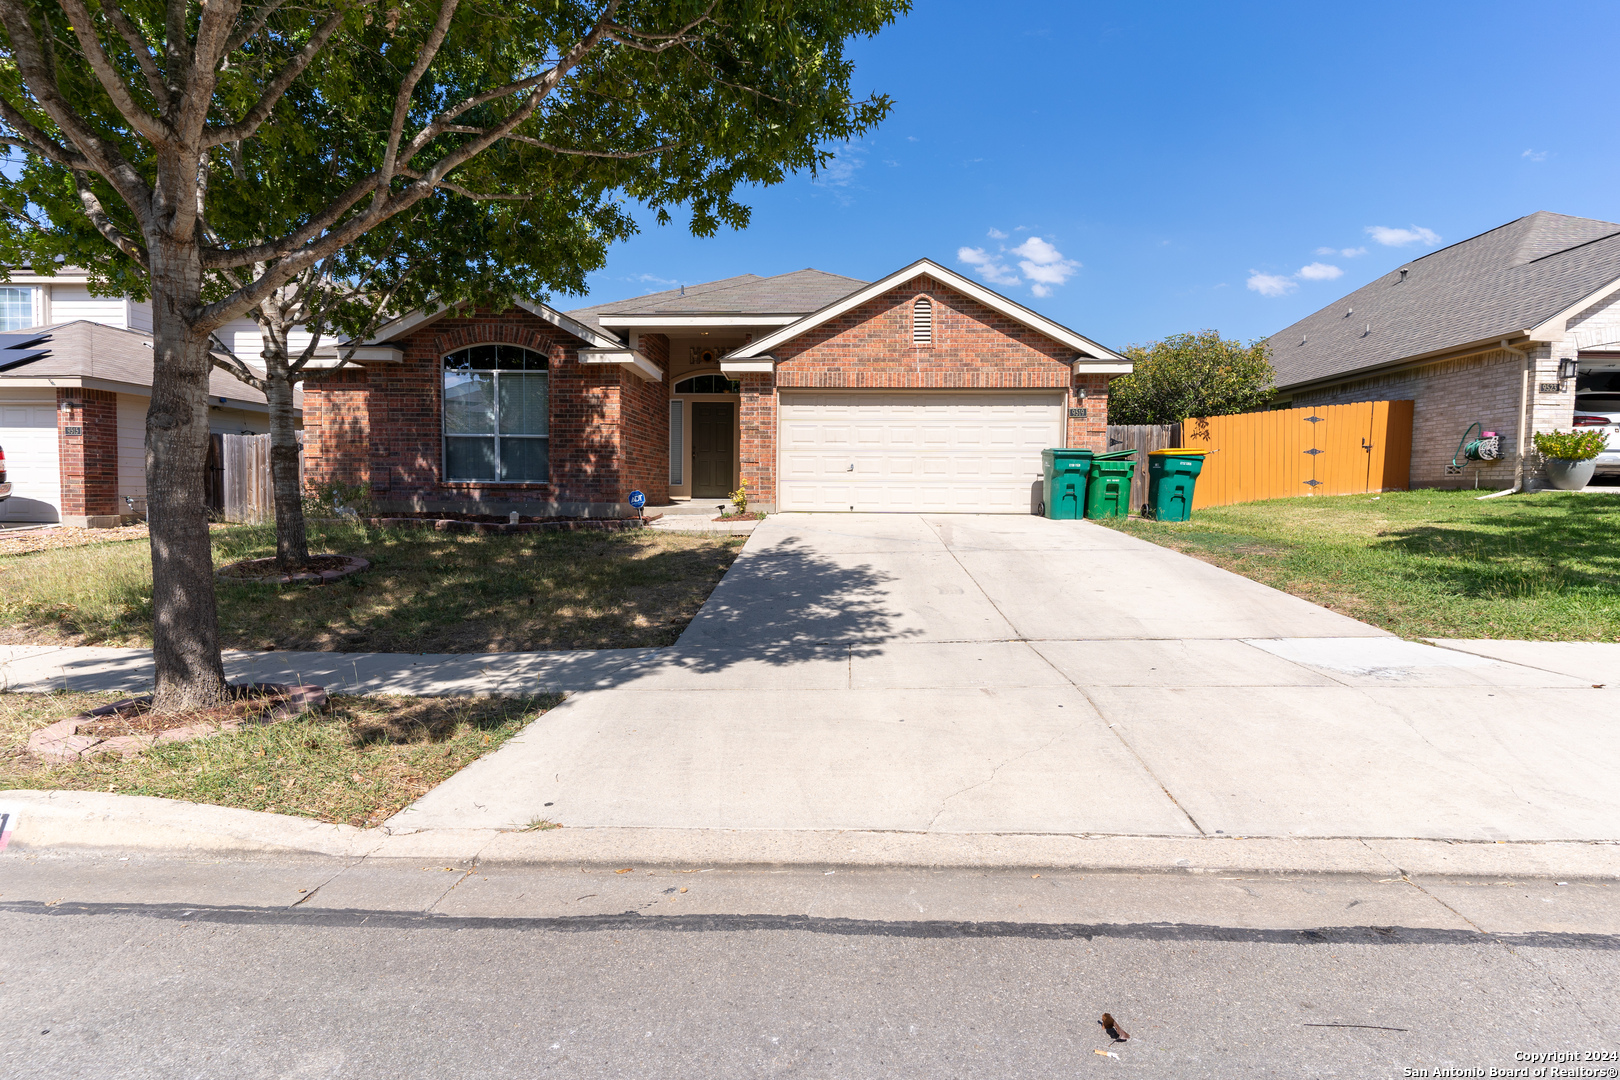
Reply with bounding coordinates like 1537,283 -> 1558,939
1108,330 -> 1275,426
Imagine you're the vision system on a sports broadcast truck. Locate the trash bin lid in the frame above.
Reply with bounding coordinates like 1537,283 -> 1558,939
1147,448 -> 1209,456
1094,449 -> 1138,459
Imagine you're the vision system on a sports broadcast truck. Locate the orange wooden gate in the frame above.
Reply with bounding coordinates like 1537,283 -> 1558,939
1177,400 -> 1413,509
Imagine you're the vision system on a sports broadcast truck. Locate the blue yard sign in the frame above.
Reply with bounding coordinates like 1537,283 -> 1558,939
628,490 -> 647,511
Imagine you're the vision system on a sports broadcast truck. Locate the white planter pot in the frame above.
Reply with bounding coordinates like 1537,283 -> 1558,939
1545,458 -> 1596,491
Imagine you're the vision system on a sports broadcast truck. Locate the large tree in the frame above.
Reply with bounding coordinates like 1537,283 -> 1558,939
1108,330 -> 1275,426
0,0 -> 905,709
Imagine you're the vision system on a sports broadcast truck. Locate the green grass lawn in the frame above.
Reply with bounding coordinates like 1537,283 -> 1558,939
0,690 -> 560,827
1106,489 -> 1620,641
0,521 -> 746,652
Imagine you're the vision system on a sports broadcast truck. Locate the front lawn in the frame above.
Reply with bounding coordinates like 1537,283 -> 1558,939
1106,489 -> 1620,641
0,521 -> 746,651
0,690 -> 560,828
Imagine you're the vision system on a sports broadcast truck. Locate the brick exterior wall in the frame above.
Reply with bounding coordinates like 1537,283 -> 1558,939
56,387 -> 119,521
741,276 -> 1111,505
302,309 -> 669,514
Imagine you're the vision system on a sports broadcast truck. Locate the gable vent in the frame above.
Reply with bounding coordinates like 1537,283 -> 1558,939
912,296 -> 933,345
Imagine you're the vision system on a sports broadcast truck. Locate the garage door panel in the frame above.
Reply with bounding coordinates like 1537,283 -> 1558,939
778,391 -> 1063,514
0,402 -> 63,522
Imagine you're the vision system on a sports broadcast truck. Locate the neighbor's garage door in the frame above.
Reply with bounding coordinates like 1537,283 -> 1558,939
0,402 -> 62,522
778,391 -> 1065,513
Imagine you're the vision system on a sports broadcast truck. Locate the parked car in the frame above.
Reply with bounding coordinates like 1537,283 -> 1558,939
0,443 -> 10,504
1572,396 -> 1620,476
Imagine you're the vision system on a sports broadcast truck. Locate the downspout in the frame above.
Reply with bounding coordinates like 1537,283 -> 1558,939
1478,338 -> 1533,499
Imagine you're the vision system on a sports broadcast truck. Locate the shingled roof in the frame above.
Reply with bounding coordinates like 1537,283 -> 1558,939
1268,211 -> 1620,390
0,319 -> 282,406
566,268 -> 867,332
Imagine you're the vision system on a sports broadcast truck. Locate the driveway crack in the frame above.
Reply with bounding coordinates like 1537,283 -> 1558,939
925,726 -> 1072,830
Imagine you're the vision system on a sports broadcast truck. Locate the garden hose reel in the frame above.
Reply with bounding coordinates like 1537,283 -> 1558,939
1448,422 -> 1500,476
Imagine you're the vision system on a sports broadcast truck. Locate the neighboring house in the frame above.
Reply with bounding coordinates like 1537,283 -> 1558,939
0,320 -> 286,527
300,259 -> 1130,516
1267,211 -> 1620,489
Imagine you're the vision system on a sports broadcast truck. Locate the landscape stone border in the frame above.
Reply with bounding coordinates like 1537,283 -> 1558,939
215,554 -> 370,585
367,517 -> 649,536
27,683 -> 328,762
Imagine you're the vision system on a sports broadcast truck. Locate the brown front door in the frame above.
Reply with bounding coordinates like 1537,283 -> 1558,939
691,402 -> 734,498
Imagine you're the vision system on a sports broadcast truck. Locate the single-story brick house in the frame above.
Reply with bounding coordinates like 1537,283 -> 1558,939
1267,211 -> 1620,489
302,259 -> 1131,515
0,319 -> 285,526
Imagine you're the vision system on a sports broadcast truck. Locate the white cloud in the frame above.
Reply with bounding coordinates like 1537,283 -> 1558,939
957,246 -> 1021,286
1366,224 -> 1440,247
957,236 -> 1081,296
1009,236 -> 1081,297
1246,271 -> 1297,297
1522,149 -> 1549,162
1298,262 -> 1343,281
1316,245 -> 1369,257
1314,246 -> 1337,256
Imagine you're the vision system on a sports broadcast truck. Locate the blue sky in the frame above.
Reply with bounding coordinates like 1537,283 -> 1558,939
572,0 -> 1620,352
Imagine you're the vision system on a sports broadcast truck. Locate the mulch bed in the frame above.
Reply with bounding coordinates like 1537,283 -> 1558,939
216,554 -> 370,584
28,683 -> 327,761
713,511 -> 765,522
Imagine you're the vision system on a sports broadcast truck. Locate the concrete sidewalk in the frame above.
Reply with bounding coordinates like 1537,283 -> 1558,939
6,513 -> 1620,861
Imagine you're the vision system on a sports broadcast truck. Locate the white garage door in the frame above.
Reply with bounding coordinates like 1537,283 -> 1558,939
778,391 -> 1065,513
0,402 -> 62,523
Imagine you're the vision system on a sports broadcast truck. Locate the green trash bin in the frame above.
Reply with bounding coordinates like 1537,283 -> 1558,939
1040,448 -> 1094,519
1084,454 -> 1136,520
1146,449 -> 1208,521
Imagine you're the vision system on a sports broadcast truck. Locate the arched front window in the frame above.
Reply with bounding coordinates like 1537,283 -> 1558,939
443,344 -> 549,482
673,374 -> 740,394
912,295 -> 933,345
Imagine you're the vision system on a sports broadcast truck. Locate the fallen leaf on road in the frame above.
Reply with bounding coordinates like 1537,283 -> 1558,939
615,867 -> 633,874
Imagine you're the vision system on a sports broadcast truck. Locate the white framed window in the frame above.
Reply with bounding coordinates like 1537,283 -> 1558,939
0,287 -> 35,331
443,344 -> 549,482
912,295 -> 933,345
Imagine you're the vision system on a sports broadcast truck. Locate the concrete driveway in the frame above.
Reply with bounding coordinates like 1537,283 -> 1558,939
393,514 -> 1620,842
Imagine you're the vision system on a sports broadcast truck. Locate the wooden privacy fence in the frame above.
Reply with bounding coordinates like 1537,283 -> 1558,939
1177,400 -> 1413,510
1106,423 -> 1181,512
215,432 -> 302,523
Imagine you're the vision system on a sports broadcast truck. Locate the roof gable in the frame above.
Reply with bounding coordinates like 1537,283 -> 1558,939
728,259 -> 1124,362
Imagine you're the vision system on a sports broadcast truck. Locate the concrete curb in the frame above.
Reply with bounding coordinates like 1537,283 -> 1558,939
4,790 -> 1618,878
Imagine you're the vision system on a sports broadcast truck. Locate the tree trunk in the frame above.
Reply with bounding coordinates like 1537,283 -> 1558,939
145,247 -> 230,712
265,361 -> 309,570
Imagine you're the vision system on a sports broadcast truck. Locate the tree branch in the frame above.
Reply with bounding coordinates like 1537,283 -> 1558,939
98,1 -> 171,109
222,0 -> 288,57
374,0 -> 462,213
0,0 -> 155,219
53,0 -> 171,141
441,126 -> 679,159
203,6 -> 349,147
602,1 -> 717,52
0,100 -> 90,168
209,335 -> 267,392
74,172 -> 149,269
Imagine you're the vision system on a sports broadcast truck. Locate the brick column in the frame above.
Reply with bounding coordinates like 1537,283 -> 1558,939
56,387 -> 119,527
738,372 -> 777,511
1068,371 -> 1111,451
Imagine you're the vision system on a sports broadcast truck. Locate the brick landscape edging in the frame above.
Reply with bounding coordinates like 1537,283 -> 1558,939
368,517 -> 649,535
215,555 -> 371,585
27,684 -> 329,761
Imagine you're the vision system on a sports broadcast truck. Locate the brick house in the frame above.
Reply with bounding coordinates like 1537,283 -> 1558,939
301,259 -> 1131,516
0,320 -> 283,526
1267,212 -> 1620,489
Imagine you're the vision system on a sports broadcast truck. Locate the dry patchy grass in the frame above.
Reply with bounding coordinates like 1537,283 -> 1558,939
0,520 -> 746,651
0,690 -> 559,828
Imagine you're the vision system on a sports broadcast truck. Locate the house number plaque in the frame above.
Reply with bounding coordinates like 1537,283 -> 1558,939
63,426 -> 83,436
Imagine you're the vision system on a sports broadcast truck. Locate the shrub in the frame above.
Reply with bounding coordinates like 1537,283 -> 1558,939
729,479 -> 749,515
1533,428 -> 1608,462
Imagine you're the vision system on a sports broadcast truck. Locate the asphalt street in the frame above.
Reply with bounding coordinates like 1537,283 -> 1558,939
2,855 -> 1617,1079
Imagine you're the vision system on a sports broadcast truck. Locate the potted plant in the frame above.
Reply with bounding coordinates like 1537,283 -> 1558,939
1533,428 -> 1608,490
